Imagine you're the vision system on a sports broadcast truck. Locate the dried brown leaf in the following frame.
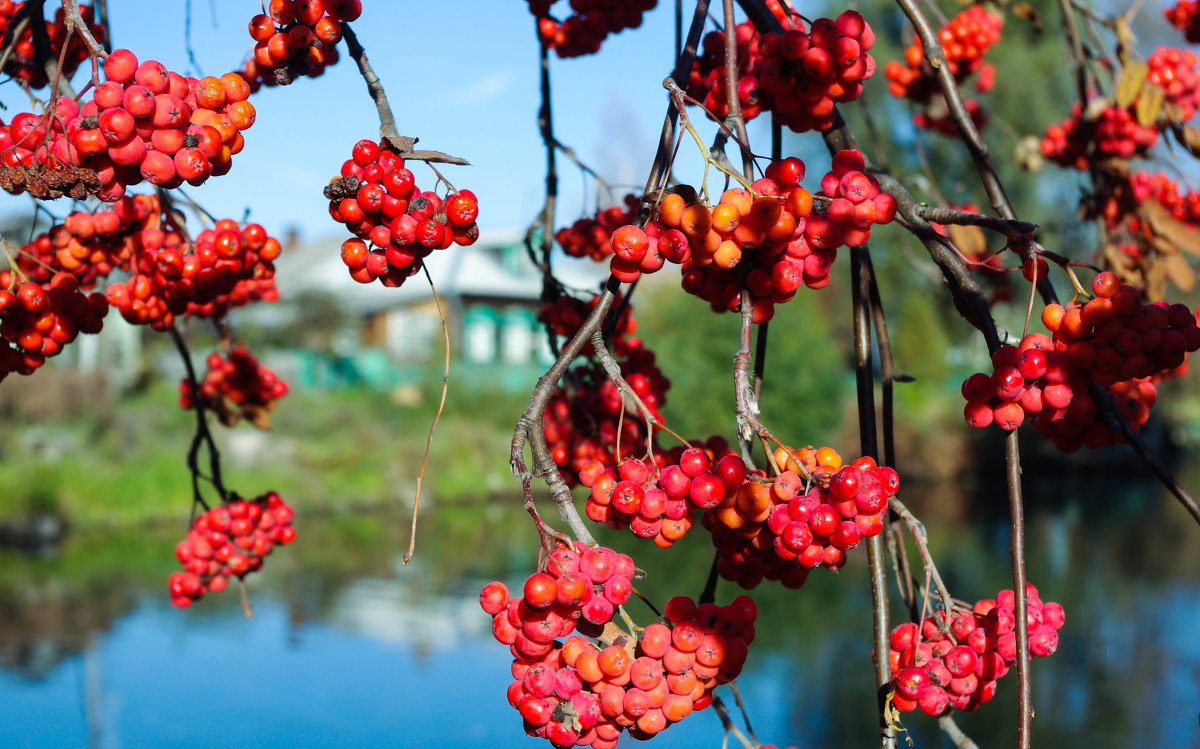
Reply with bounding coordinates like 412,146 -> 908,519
1166,253 -> 1196,292
1011,3 -> 1043,32
1142,200 -> 1200,257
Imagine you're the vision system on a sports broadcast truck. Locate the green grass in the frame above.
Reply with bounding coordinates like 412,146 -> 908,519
0,381 -> 532,529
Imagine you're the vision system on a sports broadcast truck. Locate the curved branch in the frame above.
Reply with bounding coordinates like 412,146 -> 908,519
340,23 -> 470,165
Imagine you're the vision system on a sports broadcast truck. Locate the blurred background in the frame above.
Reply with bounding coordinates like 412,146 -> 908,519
1,1 -> 1199,747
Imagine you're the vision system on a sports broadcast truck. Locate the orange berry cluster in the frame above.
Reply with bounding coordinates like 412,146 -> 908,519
168,492 -> 297,608
0,51 -> 255,202
705,447 -> 898,590
482,553 -> 756,748
884,3 -> 1001,132
888,584 -> 1064,717
0,270 -> 107,381
327,139 -> 479,287
608,151 -> 894,321
527,0 -> 657,59
1147,46 -> 1200,121
15,201 -> 144,291
239,0 -> 360,89
1166,0 -> 1200,44
181,346 -> 289,427
0,1 -> 106,90
577,437 -> 739,548
1041,102 -> 1158,169
962,272 -> 1200,450
556,194 -> 638,261
686,3 -> 875,133
104,210 -> 280,330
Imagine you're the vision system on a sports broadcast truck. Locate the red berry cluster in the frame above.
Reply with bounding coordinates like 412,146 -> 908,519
240,0 -> 360,89
556,194 -> 638,261
543,333 -> 670,483
686,4 -> 875,133
527,0 -> 657,59
884,4 -> 1001,133
168,491 -> 297,608
577,437 -> 738,548
1129,171 -> 1200,226
326,139 -> 479,287
181,345 -> 289,427
0,51 -> 256,202
610,153 -> 894,322
0,1 -> 107,90
1166,0 -> 1200,44
887,584 -> 1064,717
962,272 -> 1200,450
705,446 -> 898,590
104,212 -> 280,330
537,291 -> 635,354
483,552 -> 756,748
0,270 -> 107,381
1041,102 -> 1158,170
1148,46 -> 1200,122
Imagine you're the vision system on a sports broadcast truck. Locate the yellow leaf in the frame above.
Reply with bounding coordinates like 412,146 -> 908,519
948,224 -> 989,259
1115,61 -> 1148,109
1136,81 -> 1165,127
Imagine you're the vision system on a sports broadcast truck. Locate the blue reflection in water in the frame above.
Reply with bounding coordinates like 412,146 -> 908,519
0,488 -> 1198,748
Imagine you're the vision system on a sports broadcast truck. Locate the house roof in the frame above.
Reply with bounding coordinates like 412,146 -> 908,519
273,228 -> 609,315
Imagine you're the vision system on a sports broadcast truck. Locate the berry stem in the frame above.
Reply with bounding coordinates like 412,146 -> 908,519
401,266 -> 450,565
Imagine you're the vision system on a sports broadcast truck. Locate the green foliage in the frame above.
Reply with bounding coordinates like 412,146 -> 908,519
635,276 -> 849,446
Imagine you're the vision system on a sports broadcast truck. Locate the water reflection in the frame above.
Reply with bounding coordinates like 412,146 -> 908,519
0,470 -> 1197,748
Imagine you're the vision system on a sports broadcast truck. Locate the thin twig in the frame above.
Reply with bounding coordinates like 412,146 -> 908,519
402,266 -> 451,565
851,244 -> 897,749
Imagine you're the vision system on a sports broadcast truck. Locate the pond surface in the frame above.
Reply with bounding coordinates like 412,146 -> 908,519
0,466 -> 1198,748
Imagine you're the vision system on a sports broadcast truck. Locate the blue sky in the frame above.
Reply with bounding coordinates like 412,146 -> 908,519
0,1 -> 769,243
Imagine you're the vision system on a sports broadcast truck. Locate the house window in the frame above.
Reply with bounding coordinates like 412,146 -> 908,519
463,307 -> 497,363
502,308 -> 535,364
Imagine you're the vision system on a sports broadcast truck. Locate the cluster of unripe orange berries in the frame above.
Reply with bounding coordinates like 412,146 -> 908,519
482,542 -> 756,748
527,0 -> 657,59
686,3 -> 875,133
328,139 -> 480,287
181,346 -> 289,428
169,492 -> 296,608
888,584 -> 1064,716
0,1 -> 106,90
605,151 -> 895,322
706,446 -> 898,590
240,0 -> 361,89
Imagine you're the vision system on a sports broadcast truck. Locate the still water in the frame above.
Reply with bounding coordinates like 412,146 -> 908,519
0,470 -> 1198,748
